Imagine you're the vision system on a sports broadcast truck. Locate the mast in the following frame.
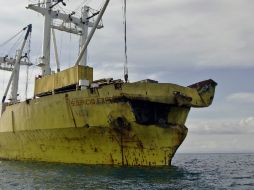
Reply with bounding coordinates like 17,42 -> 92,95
79,6 -> 89,66
0,28 -> 32,72
2,24 -> 32,104
27,0 -> 104,75
75,0 -> 110,66
41,0 -> 52,76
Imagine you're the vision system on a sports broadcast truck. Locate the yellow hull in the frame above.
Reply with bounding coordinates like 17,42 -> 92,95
0,80 -> 216,166
0,124 -> 187,166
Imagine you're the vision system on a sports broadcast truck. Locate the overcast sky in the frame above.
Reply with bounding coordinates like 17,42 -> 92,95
0,0 -> 253,153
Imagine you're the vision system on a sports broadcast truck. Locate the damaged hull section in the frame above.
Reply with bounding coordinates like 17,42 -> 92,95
0,80 -> 216,166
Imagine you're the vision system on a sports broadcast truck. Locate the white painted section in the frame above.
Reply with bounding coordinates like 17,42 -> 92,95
79,79 -> 90,90
27,1 -> 103,74
75,0 -> 110,66
79,6 -> 89,66
41,0 -> 52,76
52,28 -> 60,72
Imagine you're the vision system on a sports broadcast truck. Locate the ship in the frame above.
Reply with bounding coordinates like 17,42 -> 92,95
0,0 -> 217,166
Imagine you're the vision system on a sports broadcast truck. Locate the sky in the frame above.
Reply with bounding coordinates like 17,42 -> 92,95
0,0 -> 253,153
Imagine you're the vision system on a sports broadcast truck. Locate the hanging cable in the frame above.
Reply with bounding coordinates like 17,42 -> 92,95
123,0 -> 128,83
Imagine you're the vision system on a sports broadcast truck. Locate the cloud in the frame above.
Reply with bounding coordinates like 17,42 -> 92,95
226,93 -> 254,103
188,117 -> 254,135
117,0 -> 254,69
1,0 -> 254,75
178,133 -> 254,153
178,117 -> 254,153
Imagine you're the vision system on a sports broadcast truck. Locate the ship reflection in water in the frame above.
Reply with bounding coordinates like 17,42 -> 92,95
0,153 -> 254,190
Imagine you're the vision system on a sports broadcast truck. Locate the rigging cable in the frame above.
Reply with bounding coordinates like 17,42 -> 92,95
8,32 -> 25,56
123,0 -> 128,83
0,27 -> 26,48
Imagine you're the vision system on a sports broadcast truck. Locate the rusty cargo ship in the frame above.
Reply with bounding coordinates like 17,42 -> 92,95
0,0 -> 216,166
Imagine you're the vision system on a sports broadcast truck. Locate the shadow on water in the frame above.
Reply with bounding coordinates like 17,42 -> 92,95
0,160 -> 200,190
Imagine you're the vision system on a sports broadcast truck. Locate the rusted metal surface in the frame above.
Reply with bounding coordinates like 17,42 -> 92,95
188,79 -> 217,91
173,91 -> 193,106
0,122 -> 187,166
0,78 -> 216,166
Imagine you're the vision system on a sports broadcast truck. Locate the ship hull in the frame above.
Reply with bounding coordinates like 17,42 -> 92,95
0,80 -> 216,166
0,123 -> 187,166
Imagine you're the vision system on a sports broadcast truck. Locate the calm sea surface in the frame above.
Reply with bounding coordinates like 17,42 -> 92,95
0,153 -> 253,190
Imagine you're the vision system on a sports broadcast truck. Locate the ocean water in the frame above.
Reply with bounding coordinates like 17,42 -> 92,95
0,154 -> 253,190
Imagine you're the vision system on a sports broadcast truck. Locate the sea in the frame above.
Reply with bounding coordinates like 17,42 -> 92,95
0,153 -> 253,190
